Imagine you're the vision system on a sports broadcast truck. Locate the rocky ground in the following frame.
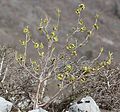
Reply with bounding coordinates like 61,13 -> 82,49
0,46 -> 119,112
0,0 -> 120,112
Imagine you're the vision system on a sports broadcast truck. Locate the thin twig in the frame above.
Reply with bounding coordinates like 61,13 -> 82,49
1,65 -> 8,83
0,52 -> 5,76
39,71 -> 86,107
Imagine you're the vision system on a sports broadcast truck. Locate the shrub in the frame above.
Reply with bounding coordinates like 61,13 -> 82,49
0,3 -> 113,111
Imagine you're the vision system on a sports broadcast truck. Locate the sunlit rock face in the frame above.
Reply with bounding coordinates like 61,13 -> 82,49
0,97 -> 13,112
69,96 -> 100,112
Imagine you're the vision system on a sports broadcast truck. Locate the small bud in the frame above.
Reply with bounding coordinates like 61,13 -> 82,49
53,36 -> 58,42
95,14 -> 99,18
79,4 -> 85,10
56,8 -> 61,17
57,74 -> 63,81
34,42 -> 39,49
39,42 -> 44,49
23,26 -> 29,33
100,47 -> 104,53
71,50 -> 77,56
75,8 -> 81,14
87,30 -> 92,35
43,18 -> 48,24
80,26 -> 87,32
79,19 -> 84,25
80,77 -> 86,83
19,40 -> 27,46
93,24 -> 99,30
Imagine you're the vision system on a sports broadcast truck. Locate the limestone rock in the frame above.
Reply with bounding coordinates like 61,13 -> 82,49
69,96 -> 100,112
0,97 -> 13,112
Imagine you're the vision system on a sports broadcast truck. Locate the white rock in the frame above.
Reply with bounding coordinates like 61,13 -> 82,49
28,108 -> 48,112
0,97 -> 13,112
69,96 -> 100,112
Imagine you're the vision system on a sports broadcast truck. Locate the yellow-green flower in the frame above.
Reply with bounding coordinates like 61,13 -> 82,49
100,47 -> 104,53
19,40 -> 27,46
50,31 -> 58,42
71,50 -> 77,56
34,42 -> 39,49
23,26 -> 29,33
31,60 -> 37,64
56,8 -> 61,17
80,77 -> 86,83
51,31 -> 56,37
53,36 -> 58,42
87,30 -> 92,35
66,43 -> 76,50
16,54 -> 25,62
79,4 -> 85,10
79,19 -> 84,25
43,18 -> 48,24
39,42 -> 44,49
75,8 -> 81,14
57,74 -> 63,81
106,59 -> 111,65
106,52 -> 113,65
66,64 -> 73,72
93,24 -> 99,30
33,65 -> 40,72
82,66 -> 91,73
80,26 -> 87,32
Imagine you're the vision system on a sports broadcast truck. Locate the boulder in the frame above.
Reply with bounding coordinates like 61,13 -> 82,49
68,96 -> 100,112
0,97 -> 13,112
